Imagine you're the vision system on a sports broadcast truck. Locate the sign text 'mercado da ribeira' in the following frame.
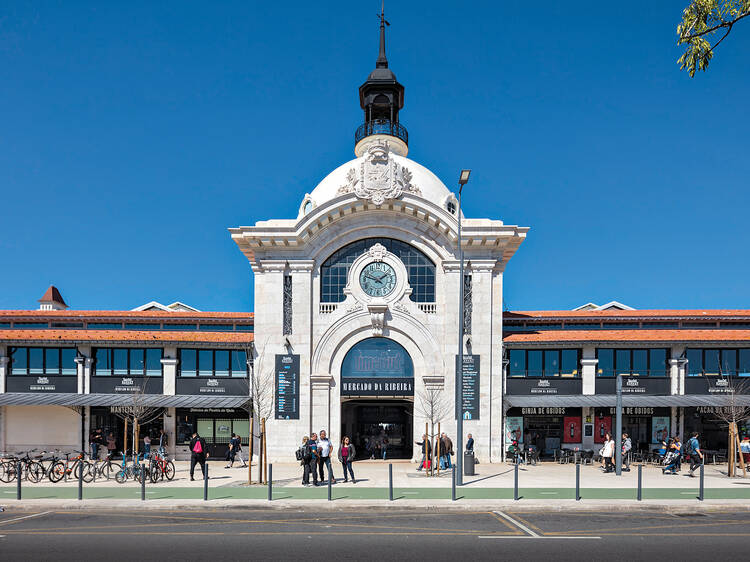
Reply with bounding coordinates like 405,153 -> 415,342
340,337 -> 414,396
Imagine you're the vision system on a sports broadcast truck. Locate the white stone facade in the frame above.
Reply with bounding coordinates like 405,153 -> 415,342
231,140 -> 528,463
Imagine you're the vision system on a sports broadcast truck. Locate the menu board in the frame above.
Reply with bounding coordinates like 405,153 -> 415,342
455,354 -> 480,420
275,354 -> 300,420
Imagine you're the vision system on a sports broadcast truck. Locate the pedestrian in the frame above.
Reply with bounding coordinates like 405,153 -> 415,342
233,434 -> 247,467
338,436 -> 357,483
466,433 -> 474,452
89,428 -> 100,460
106,432 -> 117,459
672,436 -> 682,472
158,429 -> 168,455
317,429 -> 336,484
686,432 -> 704,477
415,434 -> 432,471
189,431 -> 209,481
303,433 -> 319,486
622,432 -> 632,472
442,432 -> 454,469
143,434 -> 151,457
381,436 -> 388,460
602,432 -> 615,473
741,435 -> 750,464
225,433 -> 239,468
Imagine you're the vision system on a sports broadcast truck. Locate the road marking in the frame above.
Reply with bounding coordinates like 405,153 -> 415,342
478,536 -> 601,540
540,492 -> 558,495
0,511 -> 52,526
492,511 -> 539,537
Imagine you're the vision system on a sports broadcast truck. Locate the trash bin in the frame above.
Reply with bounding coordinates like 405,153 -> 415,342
464,451 -> 475,476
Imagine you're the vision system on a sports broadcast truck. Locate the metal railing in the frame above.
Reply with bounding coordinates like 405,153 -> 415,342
355,119 -> 408,145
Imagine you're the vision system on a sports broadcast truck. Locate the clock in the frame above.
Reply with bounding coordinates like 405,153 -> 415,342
359,262 -> 397,298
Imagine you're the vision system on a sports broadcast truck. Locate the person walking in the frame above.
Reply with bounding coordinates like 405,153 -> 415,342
303,433 -> 319,486
189,432 -> 208,481
158,429 -> 168,455
106,432 -> 117,459
225,433 -> 239,468
686,432 -> 704,477
317,430 -> 336,484
602,433 -> 615,473
442,432 -> 454,469
143,434 -> 151,457
89,428 -> 100,460
741,435 -> 750,464
338,436 -> 357,483
622,432 -> 632,472
381,436 -> 388,460
466,433 -> 474,452
415,434 -> 432,471
233,434 -> 247,467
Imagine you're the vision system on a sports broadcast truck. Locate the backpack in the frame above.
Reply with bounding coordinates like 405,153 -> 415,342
685,438 -> 696,456
192,439 -> 203,454
295,446 -> 305,461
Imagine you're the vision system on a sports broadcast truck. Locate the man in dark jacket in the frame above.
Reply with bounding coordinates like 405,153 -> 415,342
189,432 -> 209,481
466,433 -> 474,452
442,432 -> 454,469
415,434 -> 432,471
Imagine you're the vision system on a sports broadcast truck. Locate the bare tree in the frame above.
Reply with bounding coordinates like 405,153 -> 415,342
244,338 -> 275,483
111,377 -> 163,460
710,377 -> 750,477
415,387 -> 452,476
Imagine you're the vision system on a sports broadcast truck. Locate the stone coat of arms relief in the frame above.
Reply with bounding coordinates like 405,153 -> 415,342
338,142 -> 421,204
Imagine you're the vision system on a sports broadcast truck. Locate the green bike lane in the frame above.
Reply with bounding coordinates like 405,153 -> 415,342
3,486 -> 749,501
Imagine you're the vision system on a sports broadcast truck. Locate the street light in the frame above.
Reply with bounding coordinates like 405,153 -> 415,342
456,169 -> 470,486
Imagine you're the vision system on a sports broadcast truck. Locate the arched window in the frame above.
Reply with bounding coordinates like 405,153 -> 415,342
320,238 -> 436,303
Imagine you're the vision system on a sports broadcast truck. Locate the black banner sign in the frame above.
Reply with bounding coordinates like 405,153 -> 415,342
341,377 -> 414,396
275,354 -> 300,419
91,376 -> 163,394
595,377 -> 670,395
6,375 -> 78,393
505,378 -> 582,395
685,377 -> 746,395
176,377 -> 249,396
455,355 -> 480,420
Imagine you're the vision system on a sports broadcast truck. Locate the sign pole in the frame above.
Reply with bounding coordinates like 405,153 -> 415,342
456,185 -> 464,486
615,374 -> 622,475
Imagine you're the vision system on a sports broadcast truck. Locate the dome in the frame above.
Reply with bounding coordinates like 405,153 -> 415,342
298,149 -> 456,219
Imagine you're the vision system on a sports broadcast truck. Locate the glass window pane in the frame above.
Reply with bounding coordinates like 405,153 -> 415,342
129,349 -> 145,376
45,348 -> 60,374
232,419 -> 249,443
61,348 -> 77,375
509,350 -> 526,377
597,349 -> 614,377
95,348 -> 111,376
231,350 -> 248,377
527,350 -> 542,377
198,350 -> 213,376
215,350 -> 229,377
561,349 -> 579,377
180,349 -> 197,377
721,349 -> 737,376
649,349 -> 667,377
29,348 -> 44,374
544,350 -> 560,377
145,348 -> 162,377
704,349 -> 720,375
10,347 -> 27,375
632,349 -> 648,376
739,350 -> 750,377
686,348 -> 702,376
196,418 -> 213,439
616,349 -> 631,375
113,349 -> 128,375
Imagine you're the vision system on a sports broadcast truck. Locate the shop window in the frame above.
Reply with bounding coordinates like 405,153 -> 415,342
129,349 -> 145,375
9,347 -> 77,375
113,349 -> 128,375
597,349 -> 614,377
544,350 -> 560,377
9,347 -> 27,374
704,349 -> 720,375
231,350 -> 248,378
180,349 -> 197,377
615,350 -> 631,376
179,349 -> 249,378
509,350 -> 526,377
95,348 -> 111,375
632,349 -> 648,376
740,350 -> 750,377
198,350 -> 213,376
215,350 -> 230,377
721,349 -> 737,376
145,348 -> 162,376
29,348 -> 44,374
561,350 -> 579,377
527,350 -> 543,377
45,348 -> 60,373
649,349 -> 667,377
61,348 -> 77,375
686,348 -> 703,376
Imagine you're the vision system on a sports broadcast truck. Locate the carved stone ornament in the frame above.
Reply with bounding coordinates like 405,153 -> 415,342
391,300 -> 411,315
367,243 -> 388,262
338,141 -> 421,204
367,302 -> 388,337
345,301 -> 364,314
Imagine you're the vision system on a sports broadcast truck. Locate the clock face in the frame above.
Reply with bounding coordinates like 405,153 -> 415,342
359,262 -> 397,298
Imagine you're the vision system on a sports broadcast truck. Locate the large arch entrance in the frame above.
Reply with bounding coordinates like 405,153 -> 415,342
339,337 -> 414,460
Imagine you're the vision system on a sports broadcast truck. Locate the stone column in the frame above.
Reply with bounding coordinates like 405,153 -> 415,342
0,354 -> 8,394
310,374 -> 333,439
74,355 -> 85,394
581,347 -> 598,395
161,347 -> 178,395
164,408 -> 177,457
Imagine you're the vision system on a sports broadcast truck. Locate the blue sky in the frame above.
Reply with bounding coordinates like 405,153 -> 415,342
1,2 -> 748,312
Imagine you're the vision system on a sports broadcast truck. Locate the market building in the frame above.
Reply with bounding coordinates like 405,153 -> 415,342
1,20 -> 749,463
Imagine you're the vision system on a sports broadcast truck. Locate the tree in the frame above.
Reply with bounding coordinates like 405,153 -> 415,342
414,387 -> 452,476
677,0 -> 750,76
244,338 -> 275,483
709,377 -> 750,477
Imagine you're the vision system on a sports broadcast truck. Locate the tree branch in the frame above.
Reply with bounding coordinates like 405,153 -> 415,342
681,10 -> 750,41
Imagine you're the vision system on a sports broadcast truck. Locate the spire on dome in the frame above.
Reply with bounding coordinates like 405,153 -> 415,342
376,1 -> 389,69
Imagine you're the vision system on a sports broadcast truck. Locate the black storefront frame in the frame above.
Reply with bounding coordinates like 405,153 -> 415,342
507,349 -> 582,378
506,407 -> 583,457
595,347 -> 669,378
175,408 -> 250,458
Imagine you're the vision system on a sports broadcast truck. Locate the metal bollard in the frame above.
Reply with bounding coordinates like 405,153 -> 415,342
388,464 -> 393,501
78,462 -> 84,501
699,463 -> 704,501
203,462 -> 209,501
452,467 -> 456,501
327,469 -> 332,501
268,464 -> 273,501
16,461 -> 22,500
141,465 -> 146,501
576,462 -> 581,501
514,460 -> 519,501
637,464 -> 642,501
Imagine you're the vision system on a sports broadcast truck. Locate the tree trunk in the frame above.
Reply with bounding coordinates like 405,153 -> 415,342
262,417 -> 267,485
248,416 -> 254,485
123,418 -> 128,460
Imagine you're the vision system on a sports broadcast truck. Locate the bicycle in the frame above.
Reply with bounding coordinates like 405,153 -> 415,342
48,451 -> 94,483
149,450 -> 175,483
93,451 -> 122,480
114,453 -> 147,484
0,449 -> 47,483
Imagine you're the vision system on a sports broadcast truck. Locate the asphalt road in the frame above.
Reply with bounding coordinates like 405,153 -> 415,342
1,508 -> 749,561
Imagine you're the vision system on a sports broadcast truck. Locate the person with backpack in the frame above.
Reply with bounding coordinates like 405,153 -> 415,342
189,431 -> 209,481
302,433 -> 319,486
686,432 -> 704,477
338,436 -> 357,483
225,433 -> 244,468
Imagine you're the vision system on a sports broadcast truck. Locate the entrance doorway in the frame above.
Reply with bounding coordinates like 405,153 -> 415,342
341,400 -> 413,460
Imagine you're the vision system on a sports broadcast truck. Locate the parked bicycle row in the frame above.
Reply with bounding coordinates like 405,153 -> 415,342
0,448 -> 175,484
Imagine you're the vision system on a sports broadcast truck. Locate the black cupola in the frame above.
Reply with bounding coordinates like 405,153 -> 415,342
355,6 -> 408,150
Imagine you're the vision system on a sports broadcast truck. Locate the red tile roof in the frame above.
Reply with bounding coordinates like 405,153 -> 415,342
503,329 -> 750,344
0,310 -> 253,320
0,329 -> 254,344
38,285 -> 67,306
504,310 -> 750,319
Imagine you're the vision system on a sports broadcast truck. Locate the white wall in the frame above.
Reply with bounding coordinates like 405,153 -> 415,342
4,405 -> 80,452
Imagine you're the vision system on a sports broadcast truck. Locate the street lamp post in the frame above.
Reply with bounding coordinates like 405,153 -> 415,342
455,169 -> 471,486
615,373 -> 623,475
